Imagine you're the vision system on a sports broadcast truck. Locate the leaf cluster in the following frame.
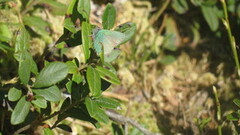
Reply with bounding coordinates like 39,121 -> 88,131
0,0 -> 136,134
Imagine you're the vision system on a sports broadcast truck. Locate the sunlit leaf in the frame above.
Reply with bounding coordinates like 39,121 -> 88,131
34,62 -> 68,88
8,87 -> 22,102
11,96 -> 31,125
81,21 -> 92,62
77,0 -> 90,20
95,66 -> 120,85
87,66 -> 101,97
94,97 -> 120,109
14,27 -> 30,53
171,0 -> 188,14
201,5 -> 219,31
102,3 -> 116,30
23,16 -> 49,36
33,85 -> 61,102
31,96 -> 47,108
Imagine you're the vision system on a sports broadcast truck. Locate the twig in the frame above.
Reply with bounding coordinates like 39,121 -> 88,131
105,110 -> 162,135
149,0 -> 170,25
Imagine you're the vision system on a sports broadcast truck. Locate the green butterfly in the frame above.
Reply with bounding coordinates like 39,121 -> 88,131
92,27 -> 126,62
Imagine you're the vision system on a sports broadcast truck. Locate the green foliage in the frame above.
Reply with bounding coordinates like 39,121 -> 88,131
11,96 -> 31,125
87,66 -> 101,97
33,62 -> 68,88
227,98 -> 240,133
102,3 -> 116,30
0,0 -> 135,134
8,87 -> 22,101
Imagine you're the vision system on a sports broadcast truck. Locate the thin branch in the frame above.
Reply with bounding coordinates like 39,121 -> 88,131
105,110 -> 162,135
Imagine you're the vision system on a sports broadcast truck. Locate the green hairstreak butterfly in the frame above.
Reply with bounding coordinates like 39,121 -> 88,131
92,27 -> 126,62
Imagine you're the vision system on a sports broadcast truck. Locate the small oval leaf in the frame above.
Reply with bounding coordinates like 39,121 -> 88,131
31,96 -> 47,108
94,97 -> 120,109
8,87 -> 22,101
85,97 -> 98,117
201,5 -> 219,31
87,66 -> 101,97
82,21 -> 92,62
33,85 -> 61,102
102,3 -> 116,30
77,0 -> 90,20
34,62 -> 68,88
95,66 -> 120,85
11,96 -> 31,125
14,27 -> 30,53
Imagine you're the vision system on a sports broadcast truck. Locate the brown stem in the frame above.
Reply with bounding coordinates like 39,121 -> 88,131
105,110 -> 162,135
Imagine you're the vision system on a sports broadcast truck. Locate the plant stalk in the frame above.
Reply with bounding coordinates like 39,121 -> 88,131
220,0 -> 240,76
213,86 -> 222,135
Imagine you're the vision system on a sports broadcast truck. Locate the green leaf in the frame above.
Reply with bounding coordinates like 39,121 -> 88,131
0,24 -> 12,41
34,62 -> 68,88
23,16 -> 49,36
0,42 -> 14,53
8,87 -> 22,102
66,0 -> 77,14
31,96 -> 47,108
201,5 -> 219,31
64,18 -> 77,33
87,66 -> 101,97
77,0 -> 90,20
66,60 -> 78,74
30,57 -> 38,75
93,107 -> 109,124
233,98 -> 240,108
171,0 -> 188,14
226,113 -> 239,121
14,27 -> 30,53
0,0 -> 14,3
72,72 -> 83,84
95,66 -> 120,85
11,96 -> 31,125
85,97 -> 109,124
39,0 -> 67,15
63,0 -> 80,33
81,21 -> 92,62
102,3 -> 116,30
33,85 -> 61,102
18,57 -> 31,85
159,55 -> 176,65
94,97 -> 120,109
85,97 -> 99,117
43,128 -> 54,135
57,124 -> 72,132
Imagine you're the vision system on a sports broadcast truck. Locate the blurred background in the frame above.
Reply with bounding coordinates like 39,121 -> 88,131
1,0 -> 240,134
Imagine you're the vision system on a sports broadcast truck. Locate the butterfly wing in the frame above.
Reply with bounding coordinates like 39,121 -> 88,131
94,30 -> 125,55
105,49 -> 121,62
